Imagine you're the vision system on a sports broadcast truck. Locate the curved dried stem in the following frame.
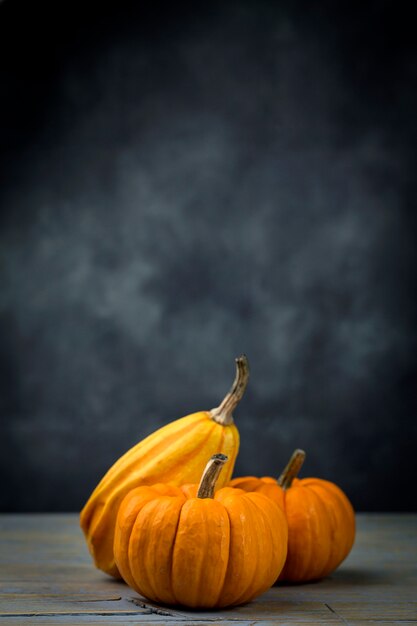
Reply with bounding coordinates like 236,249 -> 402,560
197,454 -> 228,499
210,355 -> 249,425
278,449 -> 306,490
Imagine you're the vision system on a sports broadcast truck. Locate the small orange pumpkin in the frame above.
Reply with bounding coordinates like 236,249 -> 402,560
230,449 -> 355,582
114,454 -> 288,608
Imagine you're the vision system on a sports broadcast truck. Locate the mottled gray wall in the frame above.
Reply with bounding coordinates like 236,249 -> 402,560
1,1 -> 416,511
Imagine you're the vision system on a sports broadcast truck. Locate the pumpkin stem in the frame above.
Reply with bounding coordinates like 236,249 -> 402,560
209,355 -> 249,425
277,449 -> 306,490
197,454 -> 228,499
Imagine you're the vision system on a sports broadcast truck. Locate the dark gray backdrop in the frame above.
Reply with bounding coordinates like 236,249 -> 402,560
1,1 -> 416,512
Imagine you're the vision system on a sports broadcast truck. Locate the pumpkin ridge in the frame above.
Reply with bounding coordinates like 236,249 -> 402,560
242,493 -> 286,600
214,502 -> 232,606
149,496 -> 186,605
199,500 -> 231,606
168,496 -> 185,606
141,499 -> 169,603
302,479 -> 355,576
282,485 -> 324,581
303,487 -> 333,580
216,502 -> 233,607
127,498 -> 157,598
214,491 -> 257,607
303,484 -> 336,579
286,486 -> 313,581
224,494 -> 263,606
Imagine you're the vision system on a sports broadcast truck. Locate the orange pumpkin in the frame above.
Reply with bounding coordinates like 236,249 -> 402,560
114,454 -> 288,608
230,449 -> 355,582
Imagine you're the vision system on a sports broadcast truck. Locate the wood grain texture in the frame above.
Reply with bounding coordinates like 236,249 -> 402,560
0,514 -> 416,624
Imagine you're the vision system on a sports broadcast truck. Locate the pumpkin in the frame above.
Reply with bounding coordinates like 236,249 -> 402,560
114,454 -> 288,608
80,356 -> 249,578
230,449 -> 355,582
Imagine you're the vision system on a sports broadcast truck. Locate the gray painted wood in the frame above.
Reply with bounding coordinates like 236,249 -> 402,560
0,514 -> 416,624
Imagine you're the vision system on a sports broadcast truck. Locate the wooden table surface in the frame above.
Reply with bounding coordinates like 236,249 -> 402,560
0,513 -> 416,625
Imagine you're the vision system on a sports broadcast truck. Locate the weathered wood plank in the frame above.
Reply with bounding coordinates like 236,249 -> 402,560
329,601 -> 417,621
133,596 -> 341,622
346,623 -> 417,625
0,595 -> 340,621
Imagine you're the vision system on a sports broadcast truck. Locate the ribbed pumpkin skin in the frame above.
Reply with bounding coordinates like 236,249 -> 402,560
114,484 -> 288,608
80,412 -> 239,578
229,475 -> 355,582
